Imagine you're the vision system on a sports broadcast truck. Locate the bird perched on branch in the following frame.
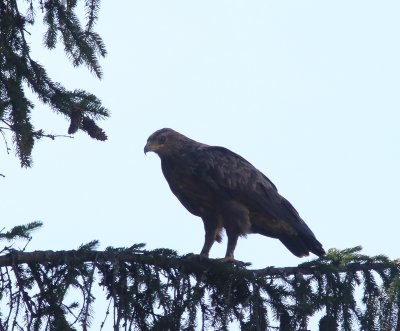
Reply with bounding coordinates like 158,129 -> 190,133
144,128 -> 325,261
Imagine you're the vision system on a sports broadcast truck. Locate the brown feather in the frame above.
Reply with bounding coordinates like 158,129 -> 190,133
145,128 -> 325,259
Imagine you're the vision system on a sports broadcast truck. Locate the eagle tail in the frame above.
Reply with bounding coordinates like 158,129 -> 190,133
279,235 -> 325,258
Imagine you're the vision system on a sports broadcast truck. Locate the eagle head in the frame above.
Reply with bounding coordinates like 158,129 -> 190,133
144,128 -> 187,156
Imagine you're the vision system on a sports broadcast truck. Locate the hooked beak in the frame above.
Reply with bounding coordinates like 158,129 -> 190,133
144,142 -> 152,154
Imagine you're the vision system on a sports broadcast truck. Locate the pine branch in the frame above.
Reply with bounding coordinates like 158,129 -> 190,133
0,0 -> 109,167
0,221 -> 43,242
0,248 -> 398,277
1,123 -> 74,141
1,244 -> 399,330
253,261 -> 400,277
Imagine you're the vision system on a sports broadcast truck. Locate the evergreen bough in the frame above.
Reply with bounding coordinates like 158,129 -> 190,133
1,223 -> 399,330
0,0 -> 109,167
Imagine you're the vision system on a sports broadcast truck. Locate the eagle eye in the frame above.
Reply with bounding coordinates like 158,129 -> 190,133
158,135 -> 166,144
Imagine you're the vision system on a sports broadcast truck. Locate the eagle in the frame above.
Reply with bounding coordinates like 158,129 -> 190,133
144,128 -> 325,261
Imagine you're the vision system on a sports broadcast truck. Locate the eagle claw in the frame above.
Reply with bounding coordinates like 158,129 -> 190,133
218,257 -> 250,267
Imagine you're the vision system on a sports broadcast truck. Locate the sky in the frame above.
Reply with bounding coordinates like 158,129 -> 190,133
1,0 -> 400,327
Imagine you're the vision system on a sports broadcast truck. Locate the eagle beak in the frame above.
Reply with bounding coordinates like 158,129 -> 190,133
144,142 -> 153,154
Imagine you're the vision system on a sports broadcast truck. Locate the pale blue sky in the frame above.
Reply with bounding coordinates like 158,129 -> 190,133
2,0 -> 400,307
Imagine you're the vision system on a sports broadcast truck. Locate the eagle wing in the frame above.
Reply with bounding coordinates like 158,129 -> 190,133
192,146 -> 324,257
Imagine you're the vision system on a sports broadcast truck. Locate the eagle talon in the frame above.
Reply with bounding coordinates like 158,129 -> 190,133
219,256 -> 235,263
218,257 -> 249,267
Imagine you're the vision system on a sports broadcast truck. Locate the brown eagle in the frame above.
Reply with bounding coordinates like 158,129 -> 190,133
144,128 -> 325,260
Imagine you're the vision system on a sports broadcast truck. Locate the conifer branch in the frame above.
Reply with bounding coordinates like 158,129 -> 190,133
1,124 -> 74,141
0,0 -> 108,167
0,126 -> 12,154
253,260 -> 400,277
0,221 -> 43,241
1,241 -> 399,330
0,248 -> 398,278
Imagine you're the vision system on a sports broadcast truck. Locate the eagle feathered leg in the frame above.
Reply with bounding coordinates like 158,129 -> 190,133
200,233 -> 215,258
221,201 -> 251,260
200,216 -> 222,257
224,230 -> 239,260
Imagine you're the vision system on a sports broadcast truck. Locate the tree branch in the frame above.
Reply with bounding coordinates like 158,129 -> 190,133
253,260 -> 400,277
0,248 -> 398,278
1,245 -> 399,330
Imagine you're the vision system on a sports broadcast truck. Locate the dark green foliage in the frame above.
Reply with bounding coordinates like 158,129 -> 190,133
0,241 -> 399,330
0,220 -> 42,240
0,0 -> 108,167
319,315 -> 338,331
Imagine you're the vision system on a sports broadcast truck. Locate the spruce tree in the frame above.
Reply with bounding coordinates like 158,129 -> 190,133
1,224 -> 400,330
0,0 -> 108,167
